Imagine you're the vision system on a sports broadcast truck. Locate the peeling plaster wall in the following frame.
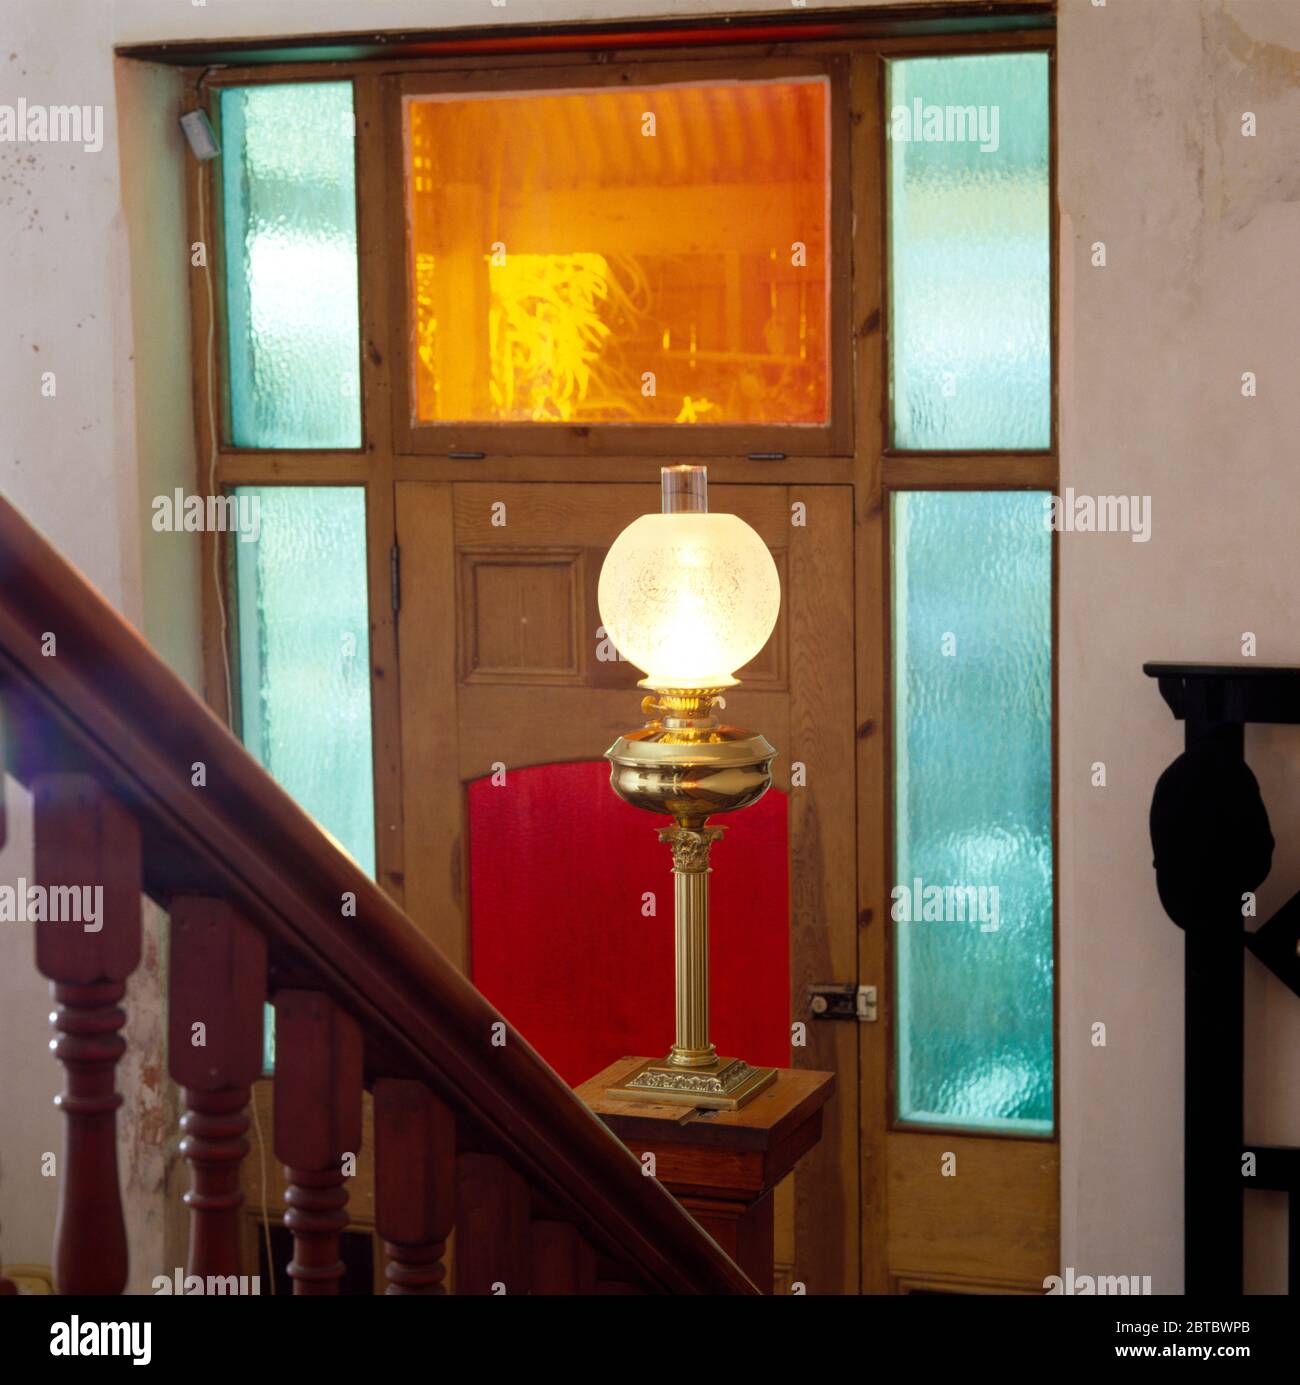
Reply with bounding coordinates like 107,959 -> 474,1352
1058,0 -> 1300,1294
0,0 -> 154,1288
0,5 -> 194,1294
1,0 -> 1297,1294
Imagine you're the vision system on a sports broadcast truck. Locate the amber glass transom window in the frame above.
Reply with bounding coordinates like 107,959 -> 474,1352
405,78 -> 830,427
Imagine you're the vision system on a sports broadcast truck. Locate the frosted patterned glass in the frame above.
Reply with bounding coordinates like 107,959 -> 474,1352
892,491 -> 1052,1133
234,487 -> 375,878
222,83 -> 361,448
406,79 -> 829,425
887,54 -> 1050,450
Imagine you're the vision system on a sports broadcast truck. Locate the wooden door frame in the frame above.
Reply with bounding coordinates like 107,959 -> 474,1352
852,40 -> 1061,1292
384,53 -> 855,459
181,17 -> 1059,1297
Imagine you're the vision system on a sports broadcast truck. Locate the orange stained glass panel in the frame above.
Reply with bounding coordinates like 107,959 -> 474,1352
405,78 -> 830,427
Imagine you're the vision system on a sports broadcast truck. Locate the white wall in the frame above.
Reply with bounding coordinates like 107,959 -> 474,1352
0,0 -> 148,1285
0,1 -> 197,1291
109,0 -> 918,46
1,0 -> 1296,1293
1058,0 -> 1300,1293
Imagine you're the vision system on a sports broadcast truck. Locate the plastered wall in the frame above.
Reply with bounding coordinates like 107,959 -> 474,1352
1,0 -> 1296,1293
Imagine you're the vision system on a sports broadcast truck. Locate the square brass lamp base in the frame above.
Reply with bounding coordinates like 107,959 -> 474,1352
605,1054 -> 777,1111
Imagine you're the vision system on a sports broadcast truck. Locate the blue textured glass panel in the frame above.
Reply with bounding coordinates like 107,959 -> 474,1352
233,486 -> 373,1075
222,82 -> 361,448
234,486 -> 374,873
892,491 -> 1052,1132
887,54 -> 1050,450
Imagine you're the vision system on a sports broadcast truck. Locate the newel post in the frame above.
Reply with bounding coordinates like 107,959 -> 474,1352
33,773 -> 142,1295
274,990 -> 363,1294
169,898 -> 267,1281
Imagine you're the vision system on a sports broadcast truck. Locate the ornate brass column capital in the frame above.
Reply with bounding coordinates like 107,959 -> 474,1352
657,824 -> 725,873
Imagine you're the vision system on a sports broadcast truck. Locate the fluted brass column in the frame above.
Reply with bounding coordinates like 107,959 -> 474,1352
661,825 -> 723,1069
601,709 -> 777,1109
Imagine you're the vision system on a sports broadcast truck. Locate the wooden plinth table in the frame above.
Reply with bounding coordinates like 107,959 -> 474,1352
577,1057 -> 835,1293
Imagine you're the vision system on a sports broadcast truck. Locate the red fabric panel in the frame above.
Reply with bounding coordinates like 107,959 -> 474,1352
468,761 -> 790,1088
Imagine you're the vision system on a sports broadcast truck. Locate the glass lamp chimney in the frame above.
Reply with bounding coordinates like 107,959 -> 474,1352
661,465 -> 708,515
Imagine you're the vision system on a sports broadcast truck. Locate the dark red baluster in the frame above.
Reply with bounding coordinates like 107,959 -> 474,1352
169,898 -> 266,1281
273,990 -> 362,1294
530,1221 -> 598,1295
33,773 -> 142,1295
455,1153 -> 531,1295
374,1078 -> 455,1294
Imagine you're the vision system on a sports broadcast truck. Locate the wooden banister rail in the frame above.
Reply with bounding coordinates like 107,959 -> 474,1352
0,496 -> 756,1295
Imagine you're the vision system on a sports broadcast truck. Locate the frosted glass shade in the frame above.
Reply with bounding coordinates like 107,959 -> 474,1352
598,512 -> 780,690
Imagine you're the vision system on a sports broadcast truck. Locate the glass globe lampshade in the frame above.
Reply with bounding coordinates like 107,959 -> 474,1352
598,480 -> 780,692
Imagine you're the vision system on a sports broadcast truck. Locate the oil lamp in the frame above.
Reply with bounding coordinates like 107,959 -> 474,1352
598,465 -> 780,1109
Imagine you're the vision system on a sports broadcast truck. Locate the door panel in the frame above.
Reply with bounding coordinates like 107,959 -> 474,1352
886,1132 -> 1058,1289
396,478 -> 858,1292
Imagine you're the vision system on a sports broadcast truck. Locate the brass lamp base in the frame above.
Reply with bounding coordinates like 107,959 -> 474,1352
604,688 -> 778,1114
605,1054 -> 777,1112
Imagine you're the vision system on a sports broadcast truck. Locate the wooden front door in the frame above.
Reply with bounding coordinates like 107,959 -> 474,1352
209,30 -> 1058,1298
395,478 -> 857,1292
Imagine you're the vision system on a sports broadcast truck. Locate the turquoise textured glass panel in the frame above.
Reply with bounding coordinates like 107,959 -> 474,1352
887,54 -> 1050,450
892,491 -> 1052,1132
232,487 -> 374,1073
222,83 -> 361,448
234,486 -> 374,873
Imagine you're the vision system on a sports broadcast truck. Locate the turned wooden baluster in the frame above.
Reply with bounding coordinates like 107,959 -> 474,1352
455,1153 -> 531,1295
530,1221 -> 598,1295
374,1079 -> 455,1294
32,773 -> 141,1295
169,898 -> 266,1280
273,990 -> 362,1294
